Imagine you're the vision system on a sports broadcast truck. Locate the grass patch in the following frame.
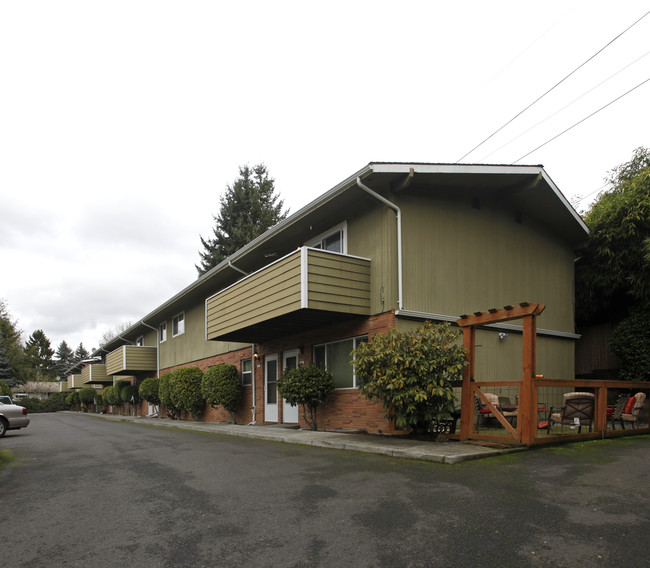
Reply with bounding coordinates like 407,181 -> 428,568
0,449 -> 15,470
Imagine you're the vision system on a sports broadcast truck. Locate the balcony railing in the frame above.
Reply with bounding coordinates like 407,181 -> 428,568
105,346 -> 157,376
81,363 -> 110,384
206,247 -> 371,343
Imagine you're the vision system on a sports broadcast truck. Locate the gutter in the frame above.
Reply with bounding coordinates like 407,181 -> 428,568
356,177 -> 403,311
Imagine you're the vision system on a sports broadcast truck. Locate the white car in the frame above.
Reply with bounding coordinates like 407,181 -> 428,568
0,395 -> 30,437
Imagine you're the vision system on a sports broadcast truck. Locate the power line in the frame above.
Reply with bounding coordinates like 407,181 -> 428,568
456,8 -> 650,163
512,76 -> 650,164
478,50 -> 650,161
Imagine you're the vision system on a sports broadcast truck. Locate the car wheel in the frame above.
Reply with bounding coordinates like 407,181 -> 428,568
0,417 -> 7,438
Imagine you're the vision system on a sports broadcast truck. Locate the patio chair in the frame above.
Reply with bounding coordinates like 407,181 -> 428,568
620,392 -> 647,429
547,392 -> 595,434
609,394 -> 628,430
475,392 -> 517,429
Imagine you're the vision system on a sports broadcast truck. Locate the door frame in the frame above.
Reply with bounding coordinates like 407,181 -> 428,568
264,354 -> 279,423
282,349 -> 300,423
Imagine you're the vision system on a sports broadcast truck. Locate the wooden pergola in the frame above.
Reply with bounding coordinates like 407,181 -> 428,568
456,302 -> 545,445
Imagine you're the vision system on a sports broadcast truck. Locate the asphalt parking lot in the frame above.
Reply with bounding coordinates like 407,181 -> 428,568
2,413 -> 649,567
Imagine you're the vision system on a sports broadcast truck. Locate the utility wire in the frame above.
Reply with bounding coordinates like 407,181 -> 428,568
512,76 -> 650,163
456,9 -> 650,163
478,50 -> 650,161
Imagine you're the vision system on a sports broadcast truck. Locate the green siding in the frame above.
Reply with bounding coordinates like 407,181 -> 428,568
399,193 -> 576,333
159,301 -> 250,370
81,364 -> 108,383
306,249 -> 370,313
205,248 -> 372,341
206,253 -> 302,340
105,346 -> 157,375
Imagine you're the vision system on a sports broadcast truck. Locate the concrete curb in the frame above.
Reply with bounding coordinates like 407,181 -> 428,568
66,412 -> 525,464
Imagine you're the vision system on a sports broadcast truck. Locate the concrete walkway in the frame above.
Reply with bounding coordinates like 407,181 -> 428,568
79,412 -> 525,464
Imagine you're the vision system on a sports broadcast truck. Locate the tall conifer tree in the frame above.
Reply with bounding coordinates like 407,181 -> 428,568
196,164 -> 287,276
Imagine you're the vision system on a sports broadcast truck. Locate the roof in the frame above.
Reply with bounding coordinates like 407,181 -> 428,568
93,162 -> 589,356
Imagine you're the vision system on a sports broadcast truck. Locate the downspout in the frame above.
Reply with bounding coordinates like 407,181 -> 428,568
250,343 -> 256,424
356,177 -> 403,311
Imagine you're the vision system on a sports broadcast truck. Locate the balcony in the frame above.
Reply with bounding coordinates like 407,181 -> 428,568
81,363 -> 111,385
67,375 -> 84,390
105,346 -> 157,376
206,247 -> 371,343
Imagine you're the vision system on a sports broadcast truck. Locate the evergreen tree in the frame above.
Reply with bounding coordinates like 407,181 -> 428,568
54,340 -> 75,377
0,329 -> 14,385
196,164 -> 288,276
24,329 -> 56,381
74,343 -> 90,363
0,299 -> 27,385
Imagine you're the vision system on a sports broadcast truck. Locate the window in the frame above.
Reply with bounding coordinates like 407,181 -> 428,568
172,312 -> 185,337
241,359 -> 252,386
306,222 -> 347,253
313,335 -> 367,389
159,322 -> 167,343
136,336 -> 144,347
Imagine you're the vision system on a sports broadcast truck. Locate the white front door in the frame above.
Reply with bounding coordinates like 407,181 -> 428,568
265,354 -> 278,423
282,350 -> 299,423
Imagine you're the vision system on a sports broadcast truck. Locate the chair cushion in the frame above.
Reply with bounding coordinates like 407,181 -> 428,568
624,397 -> 636,414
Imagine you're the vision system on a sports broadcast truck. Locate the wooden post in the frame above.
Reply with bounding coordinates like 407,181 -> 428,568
460,326 -> 475,441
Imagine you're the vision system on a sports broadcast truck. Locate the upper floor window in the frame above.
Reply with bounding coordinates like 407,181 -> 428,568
306,222 -> 347,254
159,322 -> 167,343
136,336 -> 144,347
241,359 -> 252,386
313,335 -> 367,389
172,312 -> 185,337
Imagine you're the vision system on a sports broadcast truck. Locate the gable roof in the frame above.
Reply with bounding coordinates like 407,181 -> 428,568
94,162 -> 589,355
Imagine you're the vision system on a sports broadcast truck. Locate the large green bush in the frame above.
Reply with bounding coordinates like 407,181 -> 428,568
139,377 -> 161,406
159,372 -> 179,419
352,321 -> 466,434
610,309 -> 650,381
120,385 -> 138,404
65,391 -> 80,409
170,367 -> 205,418
79,386 -> 97,409
17,397 -> 43,413
277,364 -> 335,431
42,391 -> 68,412
202,364 -> 242,423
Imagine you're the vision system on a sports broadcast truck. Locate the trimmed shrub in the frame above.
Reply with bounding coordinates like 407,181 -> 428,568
277,364 -> 335,431
65,391 -> 80,409
42,392 -> 67,412
202,364 -> 242,423
139,377 -> 161,406
79,386 -> 97,408
159,372 -> 179,419
170,367 -> 205,418
17,397 -> 43,413
120,385 -> 138,404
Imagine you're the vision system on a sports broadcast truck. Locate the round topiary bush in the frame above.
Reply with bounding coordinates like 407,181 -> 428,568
79,386 -> 97,405
202,364 -> 242,423
170,367 -> 205,418
159,372 -> 179,419
277,364 -> 335,430
139,377 -> 161,406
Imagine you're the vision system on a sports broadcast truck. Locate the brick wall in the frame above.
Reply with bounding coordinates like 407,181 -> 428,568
133,311 -> 402,434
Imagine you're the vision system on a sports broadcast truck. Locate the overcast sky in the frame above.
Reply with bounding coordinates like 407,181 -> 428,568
1,1 -> 649,353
